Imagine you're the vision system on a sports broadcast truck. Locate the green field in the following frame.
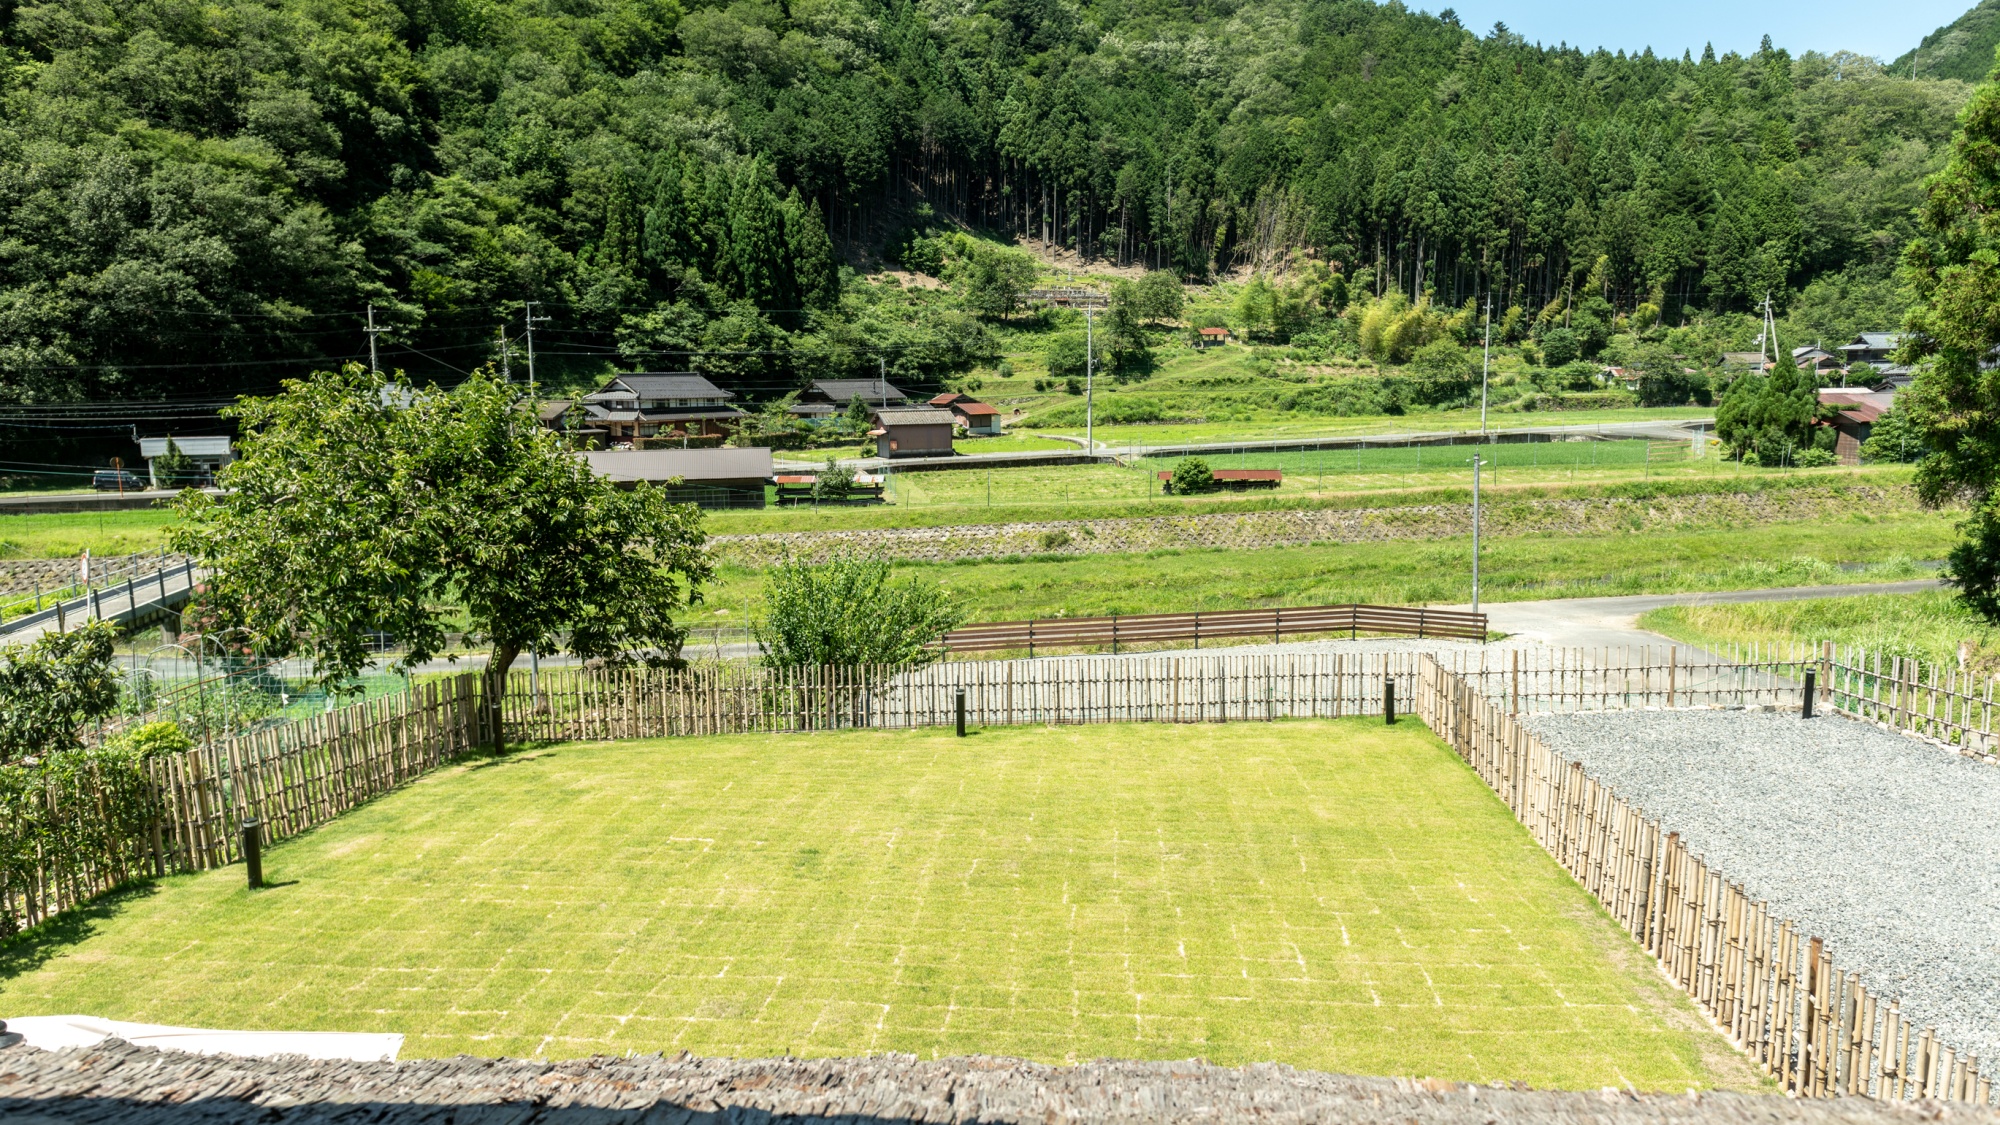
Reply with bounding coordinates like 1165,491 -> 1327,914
1041,408 -> 1718,449
0,721 -> 1760,1087
0,508 -> 179,559
1640,589 -> 1989,672
708,511 -> 1952,619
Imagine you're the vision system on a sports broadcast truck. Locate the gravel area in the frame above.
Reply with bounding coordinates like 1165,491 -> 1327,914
1523,708 -> 2000,1064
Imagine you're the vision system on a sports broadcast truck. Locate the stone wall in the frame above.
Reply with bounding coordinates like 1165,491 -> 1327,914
712,485 -> 1918,566
0,553 -> 188,595
0,1039 -> 1973,1123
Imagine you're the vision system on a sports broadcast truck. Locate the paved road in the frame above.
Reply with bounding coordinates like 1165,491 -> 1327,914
1441,578 -> 1948,652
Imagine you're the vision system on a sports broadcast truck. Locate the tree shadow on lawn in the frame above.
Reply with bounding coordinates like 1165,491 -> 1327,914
0,880 -> 161,983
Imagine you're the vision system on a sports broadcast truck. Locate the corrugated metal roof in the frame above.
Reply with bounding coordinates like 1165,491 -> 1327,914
873,408 -> 956,427
578,448 -> 774,483
140,436 -> 232,458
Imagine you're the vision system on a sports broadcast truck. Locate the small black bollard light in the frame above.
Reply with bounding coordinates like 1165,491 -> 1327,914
955,689 -> 967,737
241,818 -> 263,890
1384,680 -> 1397,725
1802,669 -> 1817,719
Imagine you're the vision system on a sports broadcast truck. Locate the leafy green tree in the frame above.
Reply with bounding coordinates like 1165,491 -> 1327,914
0,623 -> 121,765
844,396 -> 874,431
755,555 -> 964,668
951,244 -> 1038,319
1407,339 -> 1473,406
1044,331 -> 1106,380
1860,406 -> 1924,463
173,367 -> 714,712
1714,365 -> 1822,462
1539,328 -> 1582,368
150,438 -> 194,488
1133,271 -> 1185,324
812,457 -> 857,503
1629,346 -> 1706,406
1167,458 -> 1215,494
1900,52 -> 2000,616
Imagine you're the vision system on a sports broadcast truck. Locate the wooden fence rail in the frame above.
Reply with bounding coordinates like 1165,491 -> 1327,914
1415,656 -> 1992,1105
937,603 -> 1488,654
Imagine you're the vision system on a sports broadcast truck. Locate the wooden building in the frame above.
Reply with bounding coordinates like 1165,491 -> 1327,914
871,408 -> 956,458
928,392 -> 1003,435
576,447 -> 774,508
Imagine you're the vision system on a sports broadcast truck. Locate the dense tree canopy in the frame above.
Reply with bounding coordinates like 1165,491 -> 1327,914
0,0 -> 1973,408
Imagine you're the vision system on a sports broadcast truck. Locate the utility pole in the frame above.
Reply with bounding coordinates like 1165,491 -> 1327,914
879,357 -> 889,407
1470,453 -> 1482,614
1480,293 -> 1493,440
365,303 -> 384,374
524,302 -> 549,397
498,324 -> 512,382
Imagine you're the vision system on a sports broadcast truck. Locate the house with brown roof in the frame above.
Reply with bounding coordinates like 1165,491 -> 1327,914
1818,388 -> 1896,465
1197,327 -> 1230,348
928,392 -> 1003,435
871,407 -> 956,458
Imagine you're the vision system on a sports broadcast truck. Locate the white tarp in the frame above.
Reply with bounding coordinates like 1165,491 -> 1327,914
2,1015 -> 402,1061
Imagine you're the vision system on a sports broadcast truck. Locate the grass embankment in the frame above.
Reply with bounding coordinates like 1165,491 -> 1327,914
706,463 -> 1914,536
705,513 -> 1953,619
0,508 -> 179,559
0,467 -> 1920,553
1641,590 -> 1998,672
0,721 -> 1762,1088
1038,407 -> 1716,448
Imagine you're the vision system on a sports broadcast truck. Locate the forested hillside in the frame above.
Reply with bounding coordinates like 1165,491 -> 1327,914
1896,0 -> 2000,82
0,0 -> 1975,406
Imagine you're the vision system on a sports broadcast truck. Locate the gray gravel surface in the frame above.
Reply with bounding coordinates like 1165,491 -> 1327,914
1523,708 -> 2000,1064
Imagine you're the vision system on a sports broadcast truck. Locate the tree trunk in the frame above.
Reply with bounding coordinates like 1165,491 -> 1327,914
486,643 -> 521,751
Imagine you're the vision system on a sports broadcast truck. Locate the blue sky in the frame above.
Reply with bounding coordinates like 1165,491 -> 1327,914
1427,0 -> 1973,61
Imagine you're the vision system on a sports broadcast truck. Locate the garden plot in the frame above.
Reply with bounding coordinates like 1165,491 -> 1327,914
1524,708 -> 2000,1064
0,721 -> 1758,1090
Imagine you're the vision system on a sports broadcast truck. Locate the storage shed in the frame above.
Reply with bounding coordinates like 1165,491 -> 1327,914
871,408 -> 956,458
576,447 -> 774,508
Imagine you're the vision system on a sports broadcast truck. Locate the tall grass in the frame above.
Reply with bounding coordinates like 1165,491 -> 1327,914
1641,589 -> 2000,672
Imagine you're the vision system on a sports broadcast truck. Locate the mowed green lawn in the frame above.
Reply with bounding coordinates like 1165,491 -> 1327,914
0,721 -> 1758,1089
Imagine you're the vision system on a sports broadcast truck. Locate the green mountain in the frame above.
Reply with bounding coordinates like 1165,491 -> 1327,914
0,0 -> 1976,409
1895,0 -> 2000,81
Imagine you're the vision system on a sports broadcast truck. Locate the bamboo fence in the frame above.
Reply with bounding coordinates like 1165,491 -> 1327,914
3,674 -> 487,931
10,638 -> 1997,1099
1415,655 -> 1993,1105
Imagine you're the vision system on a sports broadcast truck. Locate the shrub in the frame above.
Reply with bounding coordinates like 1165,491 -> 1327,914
1540,327 -> 1581,367
1167,458 -> 1215,494
103,720 -> 195,758
1795,448 -> 1838,468
755,554 -> 965,669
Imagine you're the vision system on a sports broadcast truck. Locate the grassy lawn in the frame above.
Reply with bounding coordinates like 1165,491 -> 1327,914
707,512 -> 1953,618
1641,590 -> 1993,672
0,721 -> 1759,1088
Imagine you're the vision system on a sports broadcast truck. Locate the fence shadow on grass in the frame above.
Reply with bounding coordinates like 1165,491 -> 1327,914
0,880 -> 160,982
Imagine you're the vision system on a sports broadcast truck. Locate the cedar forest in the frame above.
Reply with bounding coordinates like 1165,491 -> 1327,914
0,0 -> 1979,405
